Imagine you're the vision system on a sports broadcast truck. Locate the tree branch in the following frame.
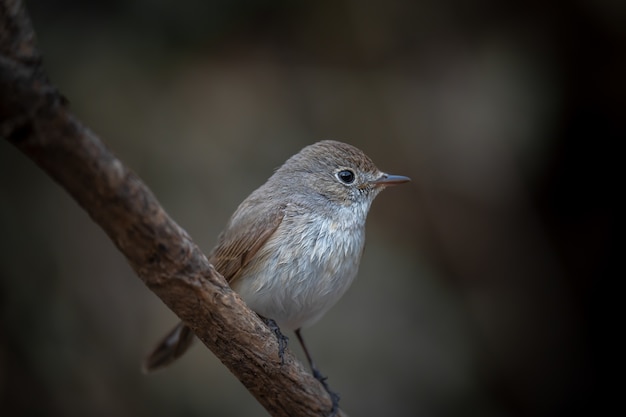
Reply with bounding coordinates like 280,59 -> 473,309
0,1 -> 345,416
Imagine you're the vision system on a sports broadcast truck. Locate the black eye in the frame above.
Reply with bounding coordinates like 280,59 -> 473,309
336,169 -> 355,184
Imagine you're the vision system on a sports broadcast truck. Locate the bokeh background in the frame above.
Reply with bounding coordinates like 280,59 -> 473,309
1,1 -> 621,416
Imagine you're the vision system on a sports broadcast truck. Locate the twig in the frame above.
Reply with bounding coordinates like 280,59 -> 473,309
0,1 -> 346,416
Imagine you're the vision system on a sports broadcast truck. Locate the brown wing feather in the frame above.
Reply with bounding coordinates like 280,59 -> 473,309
209,203 -> 285,284
143,203 -> 285,373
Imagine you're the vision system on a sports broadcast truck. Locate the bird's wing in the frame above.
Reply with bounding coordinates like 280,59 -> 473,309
209,203 -> 286,285
144,203 -> 286,373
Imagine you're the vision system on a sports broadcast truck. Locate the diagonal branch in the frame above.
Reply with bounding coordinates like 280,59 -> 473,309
0,1 -> 346,416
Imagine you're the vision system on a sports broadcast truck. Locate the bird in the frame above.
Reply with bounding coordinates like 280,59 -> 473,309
143,140 -> 410,414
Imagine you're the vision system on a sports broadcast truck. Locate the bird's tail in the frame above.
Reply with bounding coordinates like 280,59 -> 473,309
142,321 -> 196,373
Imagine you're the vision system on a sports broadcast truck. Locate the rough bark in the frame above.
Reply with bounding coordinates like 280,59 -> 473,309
0,1 -> 345,416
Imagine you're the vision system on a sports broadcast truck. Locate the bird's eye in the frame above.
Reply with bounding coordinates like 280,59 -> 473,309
336,169 -> 355,184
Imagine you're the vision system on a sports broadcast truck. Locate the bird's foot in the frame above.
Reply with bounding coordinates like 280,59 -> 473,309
312,368 -> 340,417
260,317 -> 289,364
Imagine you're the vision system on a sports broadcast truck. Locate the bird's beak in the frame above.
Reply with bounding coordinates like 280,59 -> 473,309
370,173 -> 411,187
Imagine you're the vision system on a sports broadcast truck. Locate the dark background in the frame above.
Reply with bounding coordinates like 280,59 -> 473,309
1,1 -> 621,416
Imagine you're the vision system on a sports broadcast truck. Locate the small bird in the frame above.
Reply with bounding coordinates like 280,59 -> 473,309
144,140 -> 410,413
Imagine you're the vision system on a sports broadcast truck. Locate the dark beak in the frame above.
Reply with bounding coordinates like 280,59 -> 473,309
370,173 -> 411,186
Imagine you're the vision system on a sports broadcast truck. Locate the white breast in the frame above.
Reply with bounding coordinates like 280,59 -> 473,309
232,203 -> 367,330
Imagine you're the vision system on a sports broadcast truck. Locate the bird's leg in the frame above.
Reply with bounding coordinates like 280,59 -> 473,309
295,328 -> 340,417
260,316 -> 289,364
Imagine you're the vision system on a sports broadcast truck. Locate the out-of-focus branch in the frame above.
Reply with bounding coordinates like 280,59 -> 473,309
0,1 -> 345,416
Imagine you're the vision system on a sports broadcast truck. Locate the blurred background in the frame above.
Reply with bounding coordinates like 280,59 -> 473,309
1,0 -> 621,416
